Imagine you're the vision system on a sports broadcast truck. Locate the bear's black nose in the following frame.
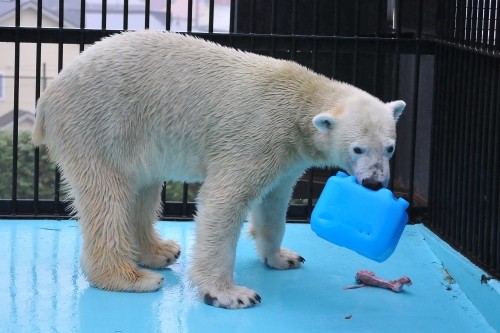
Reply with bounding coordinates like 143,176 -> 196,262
361,178 -> 384,191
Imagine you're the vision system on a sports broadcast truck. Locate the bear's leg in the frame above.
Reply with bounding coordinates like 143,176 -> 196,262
190,177 -> 261,309
75,165 -> 164,292
249,176 -> 305,269
134,183 -> 181,269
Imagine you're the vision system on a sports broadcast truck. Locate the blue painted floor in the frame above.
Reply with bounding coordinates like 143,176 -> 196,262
0,220 -> 499,333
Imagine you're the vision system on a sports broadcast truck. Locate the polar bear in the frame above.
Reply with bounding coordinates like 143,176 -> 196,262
32,31 -> 405,309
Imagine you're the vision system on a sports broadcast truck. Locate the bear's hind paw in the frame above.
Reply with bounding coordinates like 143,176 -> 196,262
130,269 -> 165,292
202,286 -> 261,309
264,248 -> 305,270
138,240 -> 181,269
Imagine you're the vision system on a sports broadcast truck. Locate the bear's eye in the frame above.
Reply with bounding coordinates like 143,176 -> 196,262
387,146 -> 395,154
353,147 -> 364,155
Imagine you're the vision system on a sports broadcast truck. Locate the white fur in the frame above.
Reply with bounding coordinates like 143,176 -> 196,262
32,31 -> 404,309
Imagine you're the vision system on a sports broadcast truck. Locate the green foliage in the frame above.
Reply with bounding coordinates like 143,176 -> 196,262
0,130 -> 56,199
164,181 -> 199,202
0,130 -> 198,202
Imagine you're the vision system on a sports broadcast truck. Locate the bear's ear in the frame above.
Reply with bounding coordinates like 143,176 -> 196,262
312,113 -> 335,134
386,100 -> 406,122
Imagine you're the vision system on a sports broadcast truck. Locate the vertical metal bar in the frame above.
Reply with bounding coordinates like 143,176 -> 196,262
187,0 -> 193,32
396,0 -> 402,36
437,47 -> 454,234
450,45 -> 461,238
482,55 -> 497,273
438,43 -> 449,235
161,182 -> 167,218
407,0 -> 423,214
457,49 -> 472,247
471,0 -> 478,46
446,0 -> 456,42
487,0 -> 496,50
441,46 -> 455,238
429,42 -> 444,231
465,0 -> 473,47
331,0 -> 339,78
249,0 -> 255,51
439,45 -> 453,236
471,51 -> 484,255
80,0 -> 86,51
389,0 -> 401,190
465,52 -> 480,253
493,61 -> 500,274
270,0 -> 277,57
34,0 -> 43,215
329,1 -> 339,180
496,0 -> 500,51
352,0 -> 359,85
182,183 -> 189,217
229,0 -> 235,33
102,0 -> 107,30
428,44 -> 438,229
288,0 -> 297,61
476,0 -> 484,46
473,52 -> 487,261
449,45 -> 464,241
457,45 -> 469,246
312,0 -> 318,67
307,170 -> 314,220
166,0 -> 171,31
209,0 -> 215,33
306,0 -> 319,219
145,0 -> 150,29
437,40 -> 447,234
55,0 -> 65,215
372,0 -> 381,96
481,0 -> 489,47
124,0 -> 129,30
59,1 -> 64,31
11,0 -> 21,214
478,54 -> 494,265
249,0 -> 255,33
438,0 -> 446,40
453,0 -> 460,40
456,0 -> 466,44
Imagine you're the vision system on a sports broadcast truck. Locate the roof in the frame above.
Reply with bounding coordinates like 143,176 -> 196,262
0,109 -> 35,130
0,0 -> 76,27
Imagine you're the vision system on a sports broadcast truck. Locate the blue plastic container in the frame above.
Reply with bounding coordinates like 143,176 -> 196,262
311,171 -> 409,262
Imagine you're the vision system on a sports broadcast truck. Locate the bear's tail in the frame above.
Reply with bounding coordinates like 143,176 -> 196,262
32,103 -> 46,146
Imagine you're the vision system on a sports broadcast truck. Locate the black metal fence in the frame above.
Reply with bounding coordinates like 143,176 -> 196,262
0,1 -> 498,277
430,0 -> 500,278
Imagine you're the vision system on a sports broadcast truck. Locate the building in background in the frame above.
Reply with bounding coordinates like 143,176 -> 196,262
0,0 -> 230,130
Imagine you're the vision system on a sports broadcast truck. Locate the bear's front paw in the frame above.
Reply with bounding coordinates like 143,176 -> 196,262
264,248 -> 305,270
202,286 -> 261,309
138,240 -> 181,269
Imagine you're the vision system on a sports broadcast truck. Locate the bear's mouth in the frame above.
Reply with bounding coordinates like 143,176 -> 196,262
361,178 -> 385,191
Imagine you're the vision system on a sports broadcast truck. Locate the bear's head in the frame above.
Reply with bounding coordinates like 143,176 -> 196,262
312,95 -> 405,190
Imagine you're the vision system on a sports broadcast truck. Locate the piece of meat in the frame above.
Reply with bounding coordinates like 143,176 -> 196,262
343,270 -> 412,292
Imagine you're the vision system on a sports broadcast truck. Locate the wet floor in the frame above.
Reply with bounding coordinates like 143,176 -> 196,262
0,220 -> 498,333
